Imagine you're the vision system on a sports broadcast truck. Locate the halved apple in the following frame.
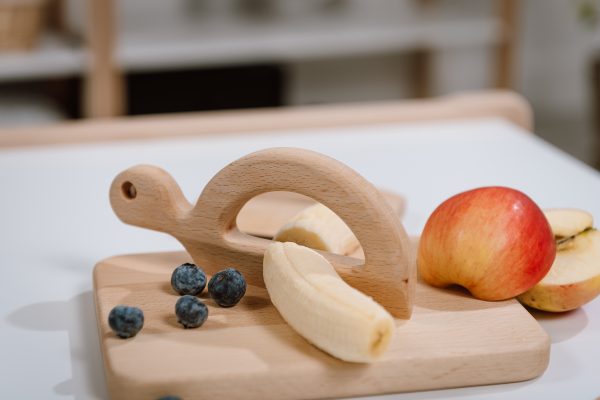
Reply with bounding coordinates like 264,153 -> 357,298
543,208 -> 593,238
518,209 -> 600,312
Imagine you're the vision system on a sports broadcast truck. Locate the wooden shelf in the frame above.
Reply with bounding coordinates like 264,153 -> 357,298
0,0 -> 517,119
119,18 -> 499,72
0,17 -> 499,81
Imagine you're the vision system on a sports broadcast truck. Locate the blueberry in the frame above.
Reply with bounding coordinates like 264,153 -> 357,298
175,295 -> 208,328
171,263 -> 206,296
208,268 -> 246,307
108,305 -> 144,338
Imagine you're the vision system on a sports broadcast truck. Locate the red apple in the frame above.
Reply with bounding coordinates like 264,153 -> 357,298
417,186 -> 556,301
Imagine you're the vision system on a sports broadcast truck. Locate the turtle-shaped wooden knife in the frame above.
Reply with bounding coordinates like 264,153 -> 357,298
109,148 -> 413,318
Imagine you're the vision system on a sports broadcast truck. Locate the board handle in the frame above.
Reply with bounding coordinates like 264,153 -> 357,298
109,148 -> 414,318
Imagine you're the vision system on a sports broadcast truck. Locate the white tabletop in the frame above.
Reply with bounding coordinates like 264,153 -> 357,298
1,118 -> 599,399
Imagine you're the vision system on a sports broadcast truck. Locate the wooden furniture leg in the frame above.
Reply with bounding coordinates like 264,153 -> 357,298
495,0 -> 518,88
411,48 -> 432,98
412,0 -> 434,98
84,0 -> 125,118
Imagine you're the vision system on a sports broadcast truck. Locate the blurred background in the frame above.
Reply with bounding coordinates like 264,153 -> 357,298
0,0 -> 599,169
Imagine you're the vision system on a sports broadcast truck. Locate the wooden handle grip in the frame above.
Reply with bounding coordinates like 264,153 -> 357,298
110,165 -> 192,232
110,148 -> 414,318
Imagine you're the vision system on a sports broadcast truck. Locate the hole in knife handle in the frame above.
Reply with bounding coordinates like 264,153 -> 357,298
121,181 -> 137,200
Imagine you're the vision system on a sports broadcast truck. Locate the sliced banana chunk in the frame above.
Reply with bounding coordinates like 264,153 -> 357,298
544,209 -> 593,238
263,242 -> 395,362
273,203 -> 359,256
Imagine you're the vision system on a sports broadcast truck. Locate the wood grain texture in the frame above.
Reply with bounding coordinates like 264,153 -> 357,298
94,245 -> 550,400
109,148 -> 413,318
0,90 -> 532,148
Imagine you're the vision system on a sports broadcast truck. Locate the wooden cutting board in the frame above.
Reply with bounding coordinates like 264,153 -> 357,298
94,247 -> 549,400
95,149 -> 549,399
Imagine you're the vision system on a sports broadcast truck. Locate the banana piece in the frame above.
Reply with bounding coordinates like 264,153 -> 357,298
263,241 -> 395,363
273,203 -> 359,256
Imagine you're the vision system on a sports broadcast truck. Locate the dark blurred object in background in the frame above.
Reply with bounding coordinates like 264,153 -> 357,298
127,65 -> 283,115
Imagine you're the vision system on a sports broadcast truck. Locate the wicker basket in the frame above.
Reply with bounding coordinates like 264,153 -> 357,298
0,0 -> 47,51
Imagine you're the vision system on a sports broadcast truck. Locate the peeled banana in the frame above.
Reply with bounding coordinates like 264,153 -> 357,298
273,203 -> 359,256
263,241 -> 395,363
